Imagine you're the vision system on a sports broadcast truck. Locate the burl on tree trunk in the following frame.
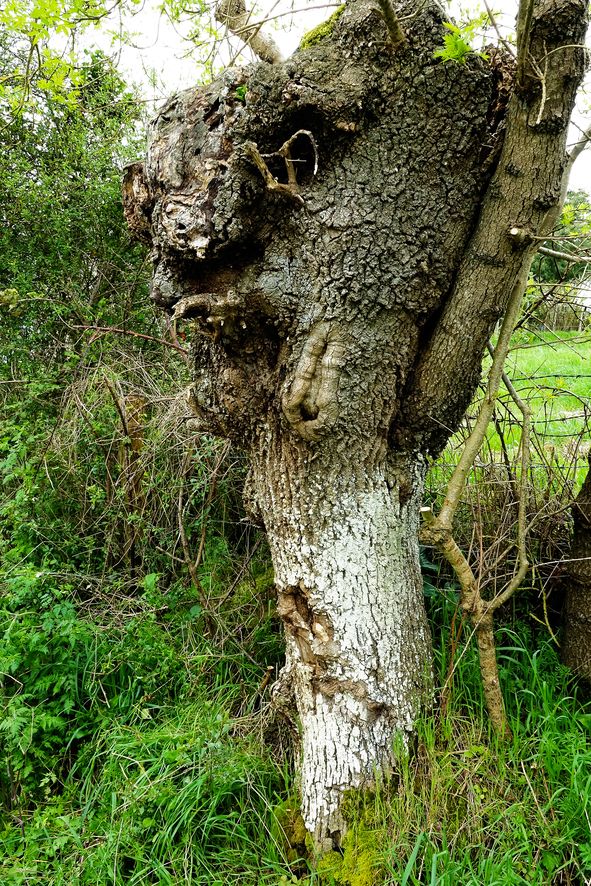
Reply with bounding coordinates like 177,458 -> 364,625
123,0 -> 587,849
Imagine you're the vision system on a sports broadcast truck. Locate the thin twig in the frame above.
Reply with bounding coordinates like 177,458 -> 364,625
516,0 -> 534,84
74,325 -> 189,355
214,534 -> 265,612
233,3 -> 341,34
483,0 -> 517,60
521,761 -> 549,826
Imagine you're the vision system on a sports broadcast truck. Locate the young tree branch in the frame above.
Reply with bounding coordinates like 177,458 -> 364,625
420,267 -> 534,738
516,0 -> 535,86
375,0 -> 406,46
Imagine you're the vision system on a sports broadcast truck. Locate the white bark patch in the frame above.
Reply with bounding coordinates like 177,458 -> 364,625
266,458 -> 431,850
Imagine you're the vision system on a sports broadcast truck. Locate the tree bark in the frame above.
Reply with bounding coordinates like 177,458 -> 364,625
562,454 -> 591,680
122,0 -> 588,848
252,432 -> 431,849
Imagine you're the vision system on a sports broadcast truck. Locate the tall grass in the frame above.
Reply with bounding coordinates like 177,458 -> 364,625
2,573 -> 590,885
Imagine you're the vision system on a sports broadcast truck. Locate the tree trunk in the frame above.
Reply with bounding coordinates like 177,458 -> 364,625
122,0 -> 588,848
251,432 -> 431,848
562,454 -> 591,680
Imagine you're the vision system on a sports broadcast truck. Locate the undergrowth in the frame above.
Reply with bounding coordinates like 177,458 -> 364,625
309,620 -> 591,886
2,567 -> 591,885
0,564 -> 289,885
0,334 -> 589,884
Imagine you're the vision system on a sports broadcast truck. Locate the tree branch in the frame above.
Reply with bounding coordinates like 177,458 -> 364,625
74,325 -> 189,355
483,343 -> 531,614
537,245 -> 591,264
483,0 -> 517,60
375,0 -> 405,46
437,267 -> 528,528
215,0 -> 284,64
516,0 -> 535,86
419,276 -> 532,738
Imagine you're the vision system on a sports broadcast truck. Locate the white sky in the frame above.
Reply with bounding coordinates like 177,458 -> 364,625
83,0 -> 591,192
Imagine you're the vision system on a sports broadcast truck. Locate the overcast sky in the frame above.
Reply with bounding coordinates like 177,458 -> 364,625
86,0 -> 591,193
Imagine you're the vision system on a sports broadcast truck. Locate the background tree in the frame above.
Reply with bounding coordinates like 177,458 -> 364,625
563,451 -> 591,679
526,189 -> 591,331
123,0 -> 589,849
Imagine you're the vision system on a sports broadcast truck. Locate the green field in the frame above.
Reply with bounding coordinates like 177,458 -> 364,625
428,330 -> 591,514
502,330 -> 591,452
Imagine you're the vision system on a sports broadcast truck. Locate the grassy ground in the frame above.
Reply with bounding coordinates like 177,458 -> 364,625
426,331 -> 591,617
499,330 -> 591,456
1,332 -> 590,885
434,330 -> 591,471
2,578 -> 590,886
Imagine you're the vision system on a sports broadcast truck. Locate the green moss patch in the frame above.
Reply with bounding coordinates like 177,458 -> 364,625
300,5 -> 345,50
272,797 -> 309,865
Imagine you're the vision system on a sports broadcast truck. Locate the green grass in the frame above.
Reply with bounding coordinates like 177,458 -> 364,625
2,569 -> 591,885
501,330 -> 591,453
450,330 -> 591,466
1,699 -> 287,885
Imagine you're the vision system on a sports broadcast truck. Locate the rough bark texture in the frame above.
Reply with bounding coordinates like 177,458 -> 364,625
562,455 -> 591,680
122,0 -> 588,849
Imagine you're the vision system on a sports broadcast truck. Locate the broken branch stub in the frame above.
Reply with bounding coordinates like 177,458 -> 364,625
242,141 -> 305,204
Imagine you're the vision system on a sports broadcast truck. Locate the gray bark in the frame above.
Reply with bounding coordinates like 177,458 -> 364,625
122,0 -> 588,849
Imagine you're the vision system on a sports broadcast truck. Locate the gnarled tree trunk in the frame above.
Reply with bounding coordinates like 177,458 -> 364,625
122,0 -> 588,848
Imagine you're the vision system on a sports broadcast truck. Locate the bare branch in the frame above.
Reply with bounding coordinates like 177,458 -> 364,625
516,0 -> 535,85
215,0 -> 284,64
538,245 -> 591,264
232,3 -> 341,34
243,140 -> 305,204
560,121 -> 591,209
484,343 -> 531,614
437,270 -> 527,529
74,324 -> 189,356
419,270 -> 533,738
483,0 -> 517,60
